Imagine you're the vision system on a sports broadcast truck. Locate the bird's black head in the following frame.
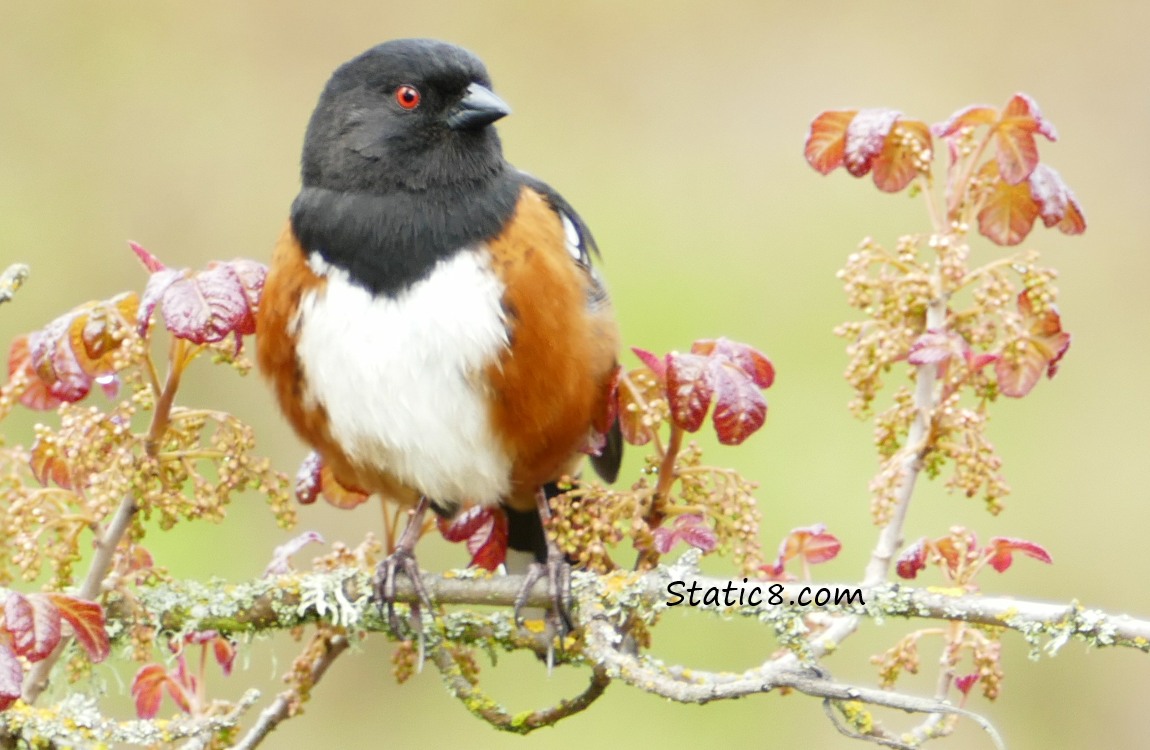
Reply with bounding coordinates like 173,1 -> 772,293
301,38 -> 511,194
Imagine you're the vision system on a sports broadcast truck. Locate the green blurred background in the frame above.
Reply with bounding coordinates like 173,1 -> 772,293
2,1 -> 1148,747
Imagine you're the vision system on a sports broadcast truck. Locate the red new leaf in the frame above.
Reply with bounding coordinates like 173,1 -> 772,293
692,337 -> 775,389
28,316 -> 91,403
977,161 -> 1039,246
994,93 -> 1057,185
8,335 -> 63,411
986,537 -> 1053,573
779,524 -> 842,565
223,259 -> 268,330
843,108 -> 901,178
709,360 -> 767,446
211,636 -> 237,676
954,672 -> 979,696
630,347 -> 666,380
160,266 -> 249,345
652,514 -> 717,554
128,241 -> 167,273
264,531 -> 325,577
43,594 -> 109,663
933,104 -> 998,139
1028,164 -> 1086,235
996,291 -> 1071,397
873,119 -> 932,193
5,592 -> 62,661
896,538 -> 928,580
908,329 -> 968,368
294,452 -> 322,505
15,293 -> 139,408
137,268 -> 184,337
29,434 -> 74,490
138,259 -> 267,345
0,642 -> 21,711
131,663 -> 172,719
666,352 -> 714,433
804,110 -> 857,174
437,506 -> 508,570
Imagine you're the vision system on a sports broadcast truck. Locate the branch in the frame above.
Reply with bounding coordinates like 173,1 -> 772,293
9,560 -> 1146,747
110,561 -> 1150,653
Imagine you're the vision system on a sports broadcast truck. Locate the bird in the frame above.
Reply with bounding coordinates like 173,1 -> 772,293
256,38 -> 621,632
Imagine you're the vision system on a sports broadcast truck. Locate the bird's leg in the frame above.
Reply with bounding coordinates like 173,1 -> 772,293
514,487 -> 574,636
373,496 -> 434,635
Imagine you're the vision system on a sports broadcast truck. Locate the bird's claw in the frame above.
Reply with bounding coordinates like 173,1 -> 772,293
373,547 -> 433,636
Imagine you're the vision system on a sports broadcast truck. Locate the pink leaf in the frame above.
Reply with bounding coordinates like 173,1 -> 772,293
8,335 -> 64,411
693,337 -> 775,389
630,347 -> 666,380
28,317 -> 93,403
43,594 -> 109,663
6,592 -> 62,661
653,514 -> 717,554
804,110 -> 857,174
0,642 -> 23,712
665,352 -> 714,433
896,538 -> 928,580
437,506 -> 509,570
779,523 -> 842,565
986,537 -> 1053,573
264,531 -> 325,577
757,556 -> 788,581
161,264 -> 250,345
954,673 -> 979,696
1028,164 -> 1086,235
843,108 -> 901,178
128,241 -> 167,273
294,452 -> 323,505
137,268 -> 186,337
709,360 -> 767,446
908,329 -> 968,367
212,636 -> 237,676
932,104 -> 998,139
131,664 -> 168,719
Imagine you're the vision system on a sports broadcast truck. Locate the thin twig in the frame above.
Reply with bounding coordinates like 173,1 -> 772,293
21,491 -> 138,703
0,264 -> 29,307
429,644 -> 610,733
230,632 -> 350,750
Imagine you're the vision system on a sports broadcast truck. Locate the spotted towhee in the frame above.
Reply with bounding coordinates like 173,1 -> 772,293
256,39 -> 621,628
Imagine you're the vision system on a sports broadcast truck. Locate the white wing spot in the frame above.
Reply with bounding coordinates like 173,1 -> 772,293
560,212 -> 583,263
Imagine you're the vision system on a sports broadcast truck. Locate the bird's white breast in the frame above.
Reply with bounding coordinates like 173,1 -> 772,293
293,247 -> 512,505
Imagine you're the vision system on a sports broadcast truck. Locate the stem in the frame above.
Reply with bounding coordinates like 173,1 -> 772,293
21,491 -> 138,703
22,337 -> 186,705
946,129 -> 994,222
862,288 -> 947,586
653,425 -> 683,509
231,632 -> 350,750
145,340 -> 186,458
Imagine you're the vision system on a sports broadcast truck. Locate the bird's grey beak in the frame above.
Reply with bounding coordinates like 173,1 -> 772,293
446,83 -> 510,131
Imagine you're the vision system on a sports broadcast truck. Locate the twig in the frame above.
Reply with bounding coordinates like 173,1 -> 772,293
0,264 -> 29,307
230,632 -> 350,750
23,336 -> 187,705
21,492 -> 138,703
429,644 -> 610,733
580,614 -> 1005,749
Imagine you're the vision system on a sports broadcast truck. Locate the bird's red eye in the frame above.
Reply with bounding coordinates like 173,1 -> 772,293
395,84 -> 421,110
